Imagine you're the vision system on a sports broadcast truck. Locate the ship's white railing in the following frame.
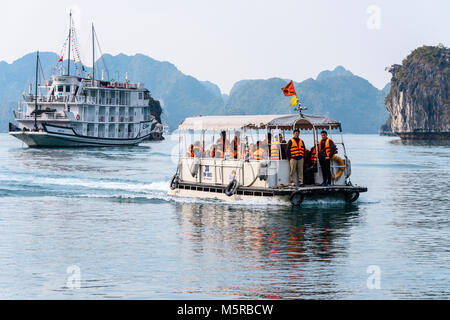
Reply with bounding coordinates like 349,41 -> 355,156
22,94 -> 135,107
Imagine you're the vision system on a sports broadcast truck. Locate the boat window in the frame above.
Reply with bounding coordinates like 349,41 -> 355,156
139,92 -> 143,100
65,85 -> 71,92
110,91 -> 115,98
58,86 -> 64,92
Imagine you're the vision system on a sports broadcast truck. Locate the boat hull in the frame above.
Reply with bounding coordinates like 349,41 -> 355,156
9,123 -> 151,148
168,181 -> 368,205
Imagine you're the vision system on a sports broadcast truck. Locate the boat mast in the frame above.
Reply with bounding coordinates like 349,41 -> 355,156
67,11 -> 72,76
92,23 -> 95,84
34,51 -> 39,131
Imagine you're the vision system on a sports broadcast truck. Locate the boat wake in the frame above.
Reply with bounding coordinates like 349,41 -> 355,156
0,171 -> 378,207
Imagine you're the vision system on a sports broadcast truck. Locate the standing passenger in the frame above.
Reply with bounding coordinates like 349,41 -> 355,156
318,130 -> 337,186
286,129 -> 306,186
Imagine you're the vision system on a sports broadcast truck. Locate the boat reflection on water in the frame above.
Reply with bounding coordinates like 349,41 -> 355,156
174,202 -> 362,299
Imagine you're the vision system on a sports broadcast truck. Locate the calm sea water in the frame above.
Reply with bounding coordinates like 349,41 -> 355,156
0,133 -> 448,299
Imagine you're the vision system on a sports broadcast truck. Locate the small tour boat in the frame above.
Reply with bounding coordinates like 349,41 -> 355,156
168,114 -> 367,205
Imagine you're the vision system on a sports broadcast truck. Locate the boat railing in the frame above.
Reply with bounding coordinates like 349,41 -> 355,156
41,112 -> 67,120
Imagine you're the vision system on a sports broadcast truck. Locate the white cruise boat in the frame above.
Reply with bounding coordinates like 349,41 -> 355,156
9,13 -> 162,147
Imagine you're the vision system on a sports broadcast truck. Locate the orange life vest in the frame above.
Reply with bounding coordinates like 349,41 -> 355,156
270,141 -> 280,160
233,137 -> 238,159
318,138 -> 335,158
254,148 -> 266,160
289,138 -> 305,158
186,149 -> 195,157
310,146 -> 317,163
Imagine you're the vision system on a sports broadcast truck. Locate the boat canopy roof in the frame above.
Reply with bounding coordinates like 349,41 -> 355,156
178,114 -> 341,131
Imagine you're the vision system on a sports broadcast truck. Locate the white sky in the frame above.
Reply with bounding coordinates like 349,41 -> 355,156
0,0 -> 449,93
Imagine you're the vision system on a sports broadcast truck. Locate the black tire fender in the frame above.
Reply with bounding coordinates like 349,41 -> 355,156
170,174 -> 180,190
225,179 -> 238,197
290,192 -> 304,206
344,191 -> 359,203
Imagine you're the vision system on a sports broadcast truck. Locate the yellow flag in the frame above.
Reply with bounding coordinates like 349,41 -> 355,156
290,95 -> 298,107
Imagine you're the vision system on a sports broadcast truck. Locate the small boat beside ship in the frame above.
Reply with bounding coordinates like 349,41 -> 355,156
9,12 -> 163,148
168,113 -> 367,205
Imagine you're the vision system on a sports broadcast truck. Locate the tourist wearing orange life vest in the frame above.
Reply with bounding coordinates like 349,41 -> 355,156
304,145 -> 318,185
186,142 -> 203,158
270,134 -> 287,160
214,145 -> 224,158
232,132 -> 240,159
208,144 -> 217,158
193,141 -> 203,158
216,131 -> 228,159
186,144 -> 195,158
254,141 -> 267,160
318,130 -> 337,186
286,129 -> 306,186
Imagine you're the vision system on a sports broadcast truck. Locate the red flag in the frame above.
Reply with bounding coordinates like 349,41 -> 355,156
58,56 -> 63,63
282,81 -> 296,96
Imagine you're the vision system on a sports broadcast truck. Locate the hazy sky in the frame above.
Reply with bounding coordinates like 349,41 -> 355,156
0,0 -> 448,93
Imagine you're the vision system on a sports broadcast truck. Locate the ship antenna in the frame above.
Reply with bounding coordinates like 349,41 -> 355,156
92,23 -> 95,84
34,51 -> 39,131
67,10 -> 72,76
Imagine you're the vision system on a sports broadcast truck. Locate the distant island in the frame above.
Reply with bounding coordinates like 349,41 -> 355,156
0,52 -> 390,133
383,45 -> 450,140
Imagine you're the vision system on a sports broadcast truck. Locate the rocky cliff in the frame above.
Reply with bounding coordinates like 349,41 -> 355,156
385,45 -> 450,139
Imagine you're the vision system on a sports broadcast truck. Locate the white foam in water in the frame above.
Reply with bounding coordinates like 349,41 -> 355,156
1,172 -> 379,207
356,196 -> 380,204
37,176 -> 169,193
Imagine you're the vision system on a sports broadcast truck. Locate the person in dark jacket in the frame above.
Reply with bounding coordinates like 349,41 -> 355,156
278,133 -> 287,160
318,130 -> 337,186
304,145 -> 317,185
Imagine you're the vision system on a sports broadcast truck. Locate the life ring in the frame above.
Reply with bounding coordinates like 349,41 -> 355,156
100,116 -> 104,122
332,155 -> 345,180
120,116 -> 124,122
290,191 -> 304,206
111,116 -> 115,122
130,116 -> 133,121
170,174 -> 180,190
225,179 -> 238,197
76,114 -> 80,121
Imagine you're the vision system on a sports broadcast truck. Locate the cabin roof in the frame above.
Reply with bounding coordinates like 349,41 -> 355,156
178,114 -> 341,131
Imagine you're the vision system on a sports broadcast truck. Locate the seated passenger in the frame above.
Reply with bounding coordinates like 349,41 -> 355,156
232,132 -> 241,159
193,141 -> 203,158
224,141 -> 234,158
186,144 -> 195,158
254,141 -> 267,160
214,144 -> 224,159
208,144 -> 217,158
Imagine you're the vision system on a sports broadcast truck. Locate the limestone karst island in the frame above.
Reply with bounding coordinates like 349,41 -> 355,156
382,45 -> 450,140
